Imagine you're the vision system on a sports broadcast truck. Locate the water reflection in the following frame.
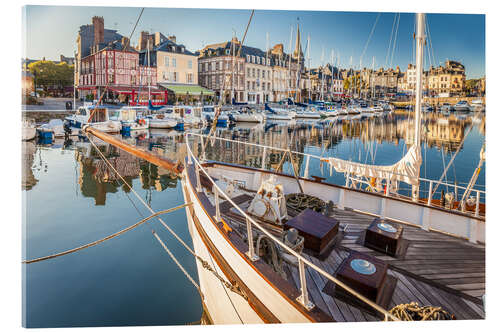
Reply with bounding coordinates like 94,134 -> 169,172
22,111 -> 485,194
74,141 -> 179,206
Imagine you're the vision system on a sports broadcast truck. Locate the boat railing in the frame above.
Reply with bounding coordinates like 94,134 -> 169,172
186,133 -> 485,216
185,132 -> 399,321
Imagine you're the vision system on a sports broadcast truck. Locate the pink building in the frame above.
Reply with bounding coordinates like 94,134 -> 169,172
78,38 -> 165,105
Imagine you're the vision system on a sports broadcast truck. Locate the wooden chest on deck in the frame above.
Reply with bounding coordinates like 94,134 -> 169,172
364,218 -> 403,257
336,252 -> 388,304
284,208 -> 339,254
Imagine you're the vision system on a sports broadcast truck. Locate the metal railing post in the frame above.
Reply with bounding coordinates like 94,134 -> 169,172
195,163 -> 202,192
187,144 -> 193,165
427,181 -> 433,206
261,147 -> 267,169
297,258 -> 315,310
303,155 -> 311,179
475,190 -> 480,217
245,217 -> 259,261
214,186 -> 221,222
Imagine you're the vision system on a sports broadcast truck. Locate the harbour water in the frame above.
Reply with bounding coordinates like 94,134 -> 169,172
22,111 -> 485,327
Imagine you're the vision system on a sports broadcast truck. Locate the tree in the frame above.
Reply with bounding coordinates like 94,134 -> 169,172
28,60 -> 74,93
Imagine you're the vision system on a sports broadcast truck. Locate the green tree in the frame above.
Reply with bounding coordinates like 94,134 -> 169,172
28,60 -> 74,92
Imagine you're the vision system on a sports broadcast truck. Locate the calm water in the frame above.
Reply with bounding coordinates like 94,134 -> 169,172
22,111 -> 485,327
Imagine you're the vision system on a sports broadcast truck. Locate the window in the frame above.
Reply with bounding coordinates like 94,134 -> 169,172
172,58 -> 177,67
252,68 -> 255,77
188,60 -> 193,69
187,73 -> 193,83
252,55 -> 255,63
257,69 -> 260,78
164,56 -> 169,66
173,72 -> 177,82
246,55 -> 250,62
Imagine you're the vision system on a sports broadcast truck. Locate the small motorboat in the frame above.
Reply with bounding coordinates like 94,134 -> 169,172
37,119 -> 65,138
22,118 -> 36,141
65,105 -> 121,133
453,100 -> 471,112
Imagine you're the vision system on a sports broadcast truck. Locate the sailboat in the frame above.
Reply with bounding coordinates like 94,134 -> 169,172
82,13 -> 484,324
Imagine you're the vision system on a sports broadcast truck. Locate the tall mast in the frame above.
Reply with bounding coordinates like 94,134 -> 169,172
320,46 -> 325,101
412,13 -> 425,201
307,34 -> 311,101
330,49 -> 334,100
232,29 -> 236,102
147,38 -> 151,101
288,25 -> 293,100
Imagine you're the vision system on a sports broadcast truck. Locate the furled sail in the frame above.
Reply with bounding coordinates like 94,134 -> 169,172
322,146 -> 422,186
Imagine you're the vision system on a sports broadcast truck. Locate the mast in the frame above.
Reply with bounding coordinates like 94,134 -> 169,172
412,13 -> 425,201
306,34 -> 311,101
147,38 -> 151,102
320,47 -> 325,101
288,25 -> 293,100
73,50 -> 76,111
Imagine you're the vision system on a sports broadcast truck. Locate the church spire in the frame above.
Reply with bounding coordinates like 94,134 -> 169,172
293,18 -> 303,60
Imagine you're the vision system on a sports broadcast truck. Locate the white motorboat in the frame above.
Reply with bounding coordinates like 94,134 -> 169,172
231,108 -> 265,123
202,106 -> 230,125
264,104 -> 295,120
294,109 -> 321,119
22,118 -> 36,141
111,107 -> 149,131
37,119 -> 65,138
453,100 -> 471,112
470,100 -> 485,112
440,103 -> 452,112
65,105 -> 122,133
147,113 -> 178,129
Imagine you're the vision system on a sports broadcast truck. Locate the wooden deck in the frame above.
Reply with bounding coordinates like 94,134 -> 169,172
220,197 -> 485,321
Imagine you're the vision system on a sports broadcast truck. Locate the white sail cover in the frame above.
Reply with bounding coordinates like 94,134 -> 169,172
323,146 -> 422,186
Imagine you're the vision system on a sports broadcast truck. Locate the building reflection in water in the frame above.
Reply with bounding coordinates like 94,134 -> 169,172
75,139 -> 180,206
22,112 -> 483,195
201,112 -> 482,173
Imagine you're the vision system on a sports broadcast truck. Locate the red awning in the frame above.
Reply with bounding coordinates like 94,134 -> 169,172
109,86 -> 166,95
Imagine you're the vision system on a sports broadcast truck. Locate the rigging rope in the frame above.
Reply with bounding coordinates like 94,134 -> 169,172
22,205 -> 190,264
385,13 -> 398,67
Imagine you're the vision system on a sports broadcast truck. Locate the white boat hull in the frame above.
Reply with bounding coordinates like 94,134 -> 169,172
22,127 -> 36,141
180,169 -> 315,324
148,119 -> 177,129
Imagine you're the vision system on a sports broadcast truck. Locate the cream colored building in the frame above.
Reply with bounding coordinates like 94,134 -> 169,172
139,34 -> 198,85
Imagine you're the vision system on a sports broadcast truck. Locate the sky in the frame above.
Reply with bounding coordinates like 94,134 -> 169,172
23,5 -> 485,78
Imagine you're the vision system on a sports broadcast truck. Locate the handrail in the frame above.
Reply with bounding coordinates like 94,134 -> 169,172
185,132 -> 399,321
186,132 -> 485,197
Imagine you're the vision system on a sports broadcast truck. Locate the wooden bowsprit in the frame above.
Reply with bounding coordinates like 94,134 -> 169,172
83,125 -> 184,175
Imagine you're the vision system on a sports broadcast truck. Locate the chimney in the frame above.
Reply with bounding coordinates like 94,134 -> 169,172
121,37 -> 130,50
92,16 -> 104,45
168,35 -> 176,44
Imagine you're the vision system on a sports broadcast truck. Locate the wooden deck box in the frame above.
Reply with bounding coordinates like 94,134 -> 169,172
284,208 -> 339,254
364,218 -> 403,256
336,252 -> 388,303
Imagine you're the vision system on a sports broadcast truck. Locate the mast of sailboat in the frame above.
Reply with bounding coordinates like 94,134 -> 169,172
320,46 -> 325,101
73,50 -> 76,111
147,38 -> 151,102
287,25 -> 293,101
330,49 -> 334,101
306,34 -> 311,101
412,13 -> 425,201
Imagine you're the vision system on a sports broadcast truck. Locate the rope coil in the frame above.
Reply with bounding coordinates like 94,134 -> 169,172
389,302 -> 456,321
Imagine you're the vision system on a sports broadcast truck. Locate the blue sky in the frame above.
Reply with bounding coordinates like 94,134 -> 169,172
24,6 -> 485,78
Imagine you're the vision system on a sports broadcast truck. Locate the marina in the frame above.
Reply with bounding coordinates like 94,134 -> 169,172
20,5 -> 488,329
